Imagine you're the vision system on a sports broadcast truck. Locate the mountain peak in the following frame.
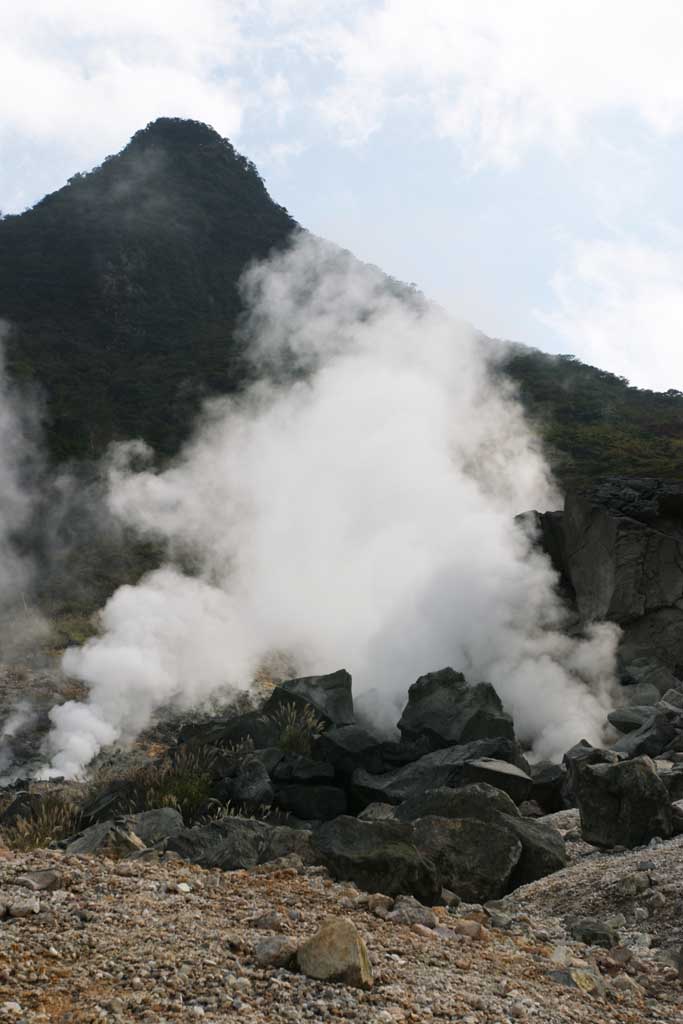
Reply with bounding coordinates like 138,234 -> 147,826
126,117 -> 235,155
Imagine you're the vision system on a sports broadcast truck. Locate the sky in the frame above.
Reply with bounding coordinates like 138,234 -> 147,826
2,1 -> 683,391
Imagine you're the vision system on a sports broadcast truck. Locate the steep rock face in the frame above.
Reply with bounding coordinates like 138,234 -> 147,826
531,479 -> 683,673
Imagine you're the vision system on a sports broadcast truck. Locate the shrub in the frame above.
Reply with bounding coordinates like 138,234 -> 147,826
268,702 -> 325,755
1,794 -> 84,851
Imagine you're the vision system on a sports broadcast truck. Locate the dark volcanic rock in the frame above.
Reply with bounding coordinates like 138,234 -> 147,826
121,808 -> 184,846
412,816 -> 521,903
274,784 -> 347,821
262,670 -> 354,727
397,668 -> 514,749
313,725 -> 385,776
456,758 -> 532,804
312,817 -> 440,904
395,783 -> 519,823
611,711 -> 678,759
575,754 -> 673,848
271,754 -> 335,784
221,754 -> 274,810
529,761 -> 566,814
166,817 -> 315,869
607,707 -> 656,734
498,813 -> 568,887
351,738 -> 529,808
178,712 -> 279,749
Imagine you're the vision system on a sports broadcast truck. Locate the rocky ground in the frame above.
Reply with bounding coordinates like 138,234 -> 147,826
0,832 -> 682,1024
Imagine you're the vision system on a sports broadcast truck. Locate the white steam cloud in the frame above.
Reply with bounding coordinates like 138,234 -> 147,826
45,235 -> 619,777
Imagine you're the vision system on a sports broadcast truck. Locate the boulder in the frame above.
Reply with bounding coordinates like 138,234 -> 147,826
165,817 -> 268,869
312,816 -> 440,904
61,820 -> 146,857
395,783 -> 519,823
607,707 -> 655,734
274,784 -> 347,821
221,754 -> 274,810
619,656 -> 682,696
671,799 -> 683,835
0,790 -> 44,827
313,725 -> 385,776
271,754 -> 335,784
497,814 -> 568,887
397,668 -> 514,749
119,808 -> 184,846
455,758 -> 532,804
575,755 -> 673,848
297,917 -> 373,989
178,711 -> 279,749
357,803 -> 396,821
529,761 -> 566,813
612,712 -> 678,759
412,816 -> 521,903
351,738 -> 529,808
623,683 -> 661,707
262,670 -> 354,727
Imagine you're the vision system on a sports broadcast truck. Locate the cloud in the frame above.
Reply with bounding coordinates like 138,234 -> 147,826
539,236 -> 683,391
41,235 -> 619,778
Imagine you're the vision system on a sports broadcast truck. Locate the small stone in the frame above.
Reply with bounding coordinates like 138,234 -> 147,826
452,919 -> 489,941
254,936 -> 298,968
176,882 -> 192,894
16,870 -> 62,892
569,918 -> 620,948
633,906 -> 649,922
297,917 -> 373,989
8,897 -> 40,918
250,909 -> 284,931
549,967 -> 605,996
367,893 -> 394,919
386,895 -> 437,929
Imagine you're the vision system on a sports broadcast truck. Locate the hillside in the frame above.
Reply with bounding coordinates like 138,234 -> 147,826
2,117 -> 683,485
0,118 -> 296,460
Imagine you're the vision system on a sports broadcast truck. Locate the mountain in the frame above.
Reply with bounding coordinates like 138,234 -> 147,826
2,115 -> 683,484
0,118 -> 296,460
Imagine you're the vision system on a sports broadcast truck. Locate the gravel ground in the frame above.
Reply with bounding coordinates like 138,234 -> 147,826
0,837 -> 681,1024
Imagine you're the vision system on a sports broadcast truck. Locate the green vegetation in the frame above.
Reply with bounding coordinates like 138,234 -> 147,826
1,793 -> 84,851
268,703 -> 325,755
500,348 -> 683,489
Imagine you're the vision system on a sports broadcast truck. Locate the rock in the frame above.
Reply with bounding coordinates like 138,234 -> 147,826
623,683 -> 661,707
274,784 -> 347,821
455,759 -> 532,804
576,755 -> 673,848
412,816 -> 522,903
397,668 -> 514,749
166,817 -> 269,869
569,918 -> 620,948
620,656 -> 682,696
612,712 -> 677,758
16,869 -> 62,891
263,670 -> 354,727
357,803 -> 396,822
671,799 -> 683,835
608,706 -> 656,733
549,966 -> 605,997
660,768 -> 683,801
386,895 -> 437,928
179,711 -> 280,749
254,936 -> 298,968
120,808 -> 185,846
497,814 -> 568,887
518,800 -> 544,817
537,808 -> 581,834
351,737 -> 529,808
223,754 -> 274,810
62,821 -> 146,856
166,817 -> 316,869
529,761 -> 566,814
395,783 -> 519,823
297,917 -> 373,989
367,893 -> 394,918
8,897 -> 40,917
271,754 -> 335,784
313,725 -> 385,775
312,816 -> 440,904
